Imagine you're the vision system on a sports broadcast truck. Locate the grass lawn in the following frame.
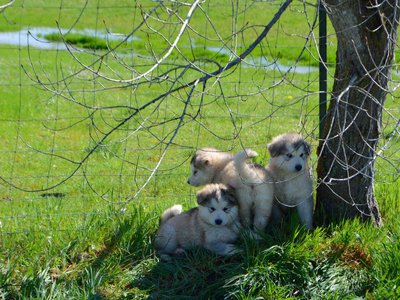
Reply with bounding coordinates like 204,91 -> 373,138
0,0 -> 399,298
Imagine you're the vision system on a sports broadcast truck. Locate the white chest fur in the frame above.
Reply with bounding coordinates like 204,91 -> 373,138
274,171 -> 312,206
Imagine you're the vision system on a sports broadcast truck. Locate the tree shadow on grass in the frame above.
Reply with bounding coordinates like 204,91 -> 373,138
128,219 -> 309,299
71,207 -> 318,299
131,248 -> 245,299
54,205 -> 379,299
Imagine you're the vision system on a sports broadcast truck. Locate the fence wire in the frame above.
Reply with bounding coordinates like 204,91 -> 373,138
0,0 -> 398,235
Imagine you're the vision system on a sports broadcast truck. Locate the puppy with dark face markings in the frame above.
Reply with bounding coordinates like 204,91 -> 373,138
266,133 -> 314,229
154,183 -> 241,260
187,148 -> 275,233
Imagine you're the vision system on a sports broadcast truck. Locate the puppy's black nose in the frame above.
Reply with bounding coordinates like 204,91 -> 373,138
215,219 -> 222,225
295,164 -> 302,171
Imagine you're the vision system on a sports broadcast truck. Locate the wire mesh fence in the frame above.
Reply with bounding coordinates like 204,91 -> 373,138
0,0 -> 398,235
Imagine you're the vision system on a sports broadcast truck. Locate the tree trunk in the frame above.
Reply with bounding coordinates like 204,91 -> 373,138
316,0 -> 399,226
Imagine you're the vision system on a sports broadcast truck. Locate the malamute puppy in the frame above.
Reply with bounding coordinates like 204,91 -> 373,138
266,133 -> 314,229
154,183 -> 241,259
187,148 -> 274,232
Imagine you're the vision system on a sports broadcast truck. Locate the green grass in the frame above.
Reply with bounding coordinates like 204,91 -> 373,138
0,0 -> 399,298
2,204 -> 400,298
43,32 -> 116,50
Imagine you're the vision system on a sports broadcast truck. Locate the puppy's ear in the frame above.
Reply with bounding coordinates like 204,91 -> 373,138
201,158 -> 210,166
220,184 -> 237,204
302,141 -> 311,156
196,188 -> 209,205
192,154 -> 209,168
267,141 -> 285,158
266,143 -> 273,155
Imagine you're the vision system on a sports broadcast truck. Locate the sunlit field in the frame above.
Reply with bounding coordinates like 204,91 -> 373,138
0,1 -> 399,298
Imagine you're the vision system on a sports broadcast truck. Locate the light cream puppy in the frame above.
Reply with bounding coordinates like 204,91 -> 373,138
154,183 -> 241,260
266,133 -> 314,229
187,148 -> 274,232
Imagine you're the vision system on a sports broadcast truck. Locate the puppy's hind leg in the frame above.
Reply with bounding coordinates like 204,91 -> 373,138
238,202 -> 253,228
233,149 -> 258,181
206,242 -> 238,256
270,201 -> 284,225
253,203 -> 272,232
252,186 -> 274,232
155,224 -> 178,256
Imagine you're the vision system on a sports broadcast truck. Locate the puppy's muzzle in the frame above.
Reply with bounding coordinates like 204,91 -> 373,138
215,219 -> 223,225
295,164 -> 302,171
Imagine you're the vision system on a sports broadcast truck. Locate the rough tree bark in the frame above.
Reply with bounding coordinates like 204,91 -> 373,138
316,0 -> 399,226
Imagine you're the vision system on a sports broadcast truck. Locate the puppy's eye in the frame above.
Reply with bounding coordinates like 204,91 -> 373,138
223,207 -> 229,213
286,153 -> 293,159
193,170 -> 198,175
209,207 -> 215,213
300,153 -> 304,158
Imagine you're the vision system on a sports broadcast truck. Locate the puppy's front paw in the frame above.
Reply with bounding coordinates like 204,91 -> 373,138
173,248 -> 186,257
253,215 -> 268,232
224,243 -> 239,255
208,242 -> 238,256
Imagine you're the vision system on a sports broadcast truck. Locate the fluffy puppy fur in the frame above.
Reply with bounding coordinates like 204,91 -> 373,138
187,148 -> 274,231
266,133 -> 314,229
154,183 -> 241,259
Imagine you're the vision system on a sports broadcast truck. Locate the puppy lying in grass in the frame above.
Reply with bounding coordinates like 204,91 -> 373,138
154,183 -> 241,260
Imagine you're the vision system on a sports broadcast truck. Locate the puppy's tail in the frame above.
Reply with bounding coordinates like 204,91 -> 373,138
160,204 -> 182,225
233,149 -> 259,182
